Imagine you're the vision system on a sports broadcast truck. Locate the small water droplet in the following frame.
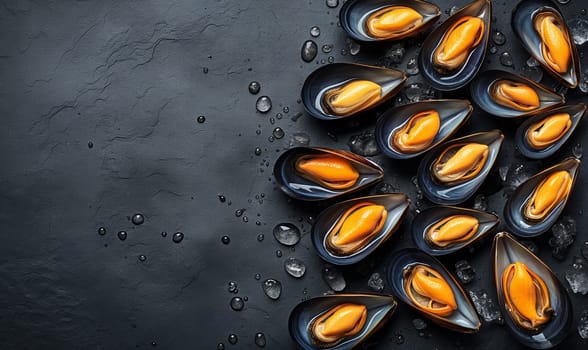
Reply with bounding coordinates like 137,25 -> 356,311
138,254 -> 147,262
394,333 -> 405,344
196,115 -> 206,123
218,194 -> 227,203
326,0 -> 339,9
284,258 -> 306,278
254,332 -> 266,347
322,265 -> 346,291
151,341 -> 157,347
256,96 -> 272,113
230,297 -> 245,311
492,30 -> 506,45
275,250 -> 283,258
248,81 -> 261,94
87,141 -> 93,149
228,281 -> 238,293
217,343 -> 225,350
488,46 -> 497,54
282,106 -> 289,113
273,223 -> 301,246
228,334 -> 238,345
131,213 -> 144,225
321,44 -> 333,53
310,26 -> 320,38
172,232 -> 184,243
301,40 -> 318,62
117,231 -> 127,241
406,56 -> 419,75
257,234 -> 265,242
254,147 -> 262,156
272,127 -> 285,139
98,227 -> 106,236
412,318 -> 428,330
221,235 -> 230,244
346,38 -> 360,55
499,51 -> 513,67
573,144 -> 583,159
235,208 -> 245,217
327,56 -> 334,63
556,0 -> 570,4
254,273 -> 261,281
261,279 -> 282,300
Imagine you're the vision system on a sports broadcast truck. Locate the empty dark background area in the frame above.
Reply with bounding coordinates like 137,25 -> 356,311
0,0 -> 587,349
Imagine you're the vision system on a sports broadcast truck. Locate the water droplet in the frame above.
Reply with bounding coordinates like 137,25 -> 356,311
448,5 -> 460,15
254,147 -> 262,156
138,254 -> 147,262
248,81 -> 261,94
573,144 -> 583,159
284,258 -> 306,278
172,232 -> 184,243
273,223 -> 301,246
202,67 -> 209,74
117,231 -> 127,241
327,56 -> 334,63
272,127 -> 285,139
326,0 -> 339,8
254,273 -> 262,280
275,250 -> 283,258
473,194 -> 487,211
256,96 -> 272,113
384,43 -> 405,64
228,334 -> 238,345
288,132 -> 311,148
321,44 -> 333,53
282,106 -> 289,113
499,52 -> 513,67
488,46 -> 497,54
257,234 -> 265,242
394,333 -> 405,344
228,281 -> 239,293
368,272 -> 385,292
98,227 -> 106,236
221,235 -> 230,244
217,343 -> 225,350
219,194 -> 227,203
151,341 -> 157,347
235,208 -> 245,217
310,26 -> 320,37
230,296 -> 245,311
348,133 -> 380,156
301,40 -> 318,62
521,65 -> 543,82
526,56 -> 540,67
262,279 -> 282,300
197,115 -> 206,123
254,332 -> 266,347
322,265 -> 346,291
346,38 -> 360,55
87,141 -> 93,149
556,0 -> 570,4
405,56 -> 419,75
492,30 -> 506,45
131,213 -> 144,225
412,318 -> 427,330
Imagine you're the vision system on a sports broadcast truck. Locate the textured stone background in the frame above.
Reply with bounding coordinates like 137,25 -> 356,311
0,0 -> 587,349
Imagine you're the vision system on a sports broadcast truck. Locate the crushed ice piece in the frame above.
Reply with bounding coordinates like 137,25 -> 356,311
468,289 -> 502,322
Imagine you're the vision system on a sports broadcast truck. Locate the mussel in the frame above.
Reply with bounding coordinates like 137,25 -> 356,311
302,63 -> 406,120
470,70 -> 565,118
412,206 -> 499,256
493,232 -> 572,348
312,194 -> 410,265
274,147 -> 384,201
504,157 -> 580,237
512,0 -> 580,88
340,0 -> 441,42
289,293 -> 397,350
387,249 -> 481,332
419,0 -> 491,90
375,100 -> 472,159
516,104 -> 586,159
417,130 -> 504,205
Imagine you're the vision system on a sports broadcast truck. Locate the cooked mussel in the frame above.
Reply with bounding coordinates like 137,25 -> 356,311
312,194 -> 410,265
412,206 -> 499,255
302,63 -> 406,120
387,249 -> 481,332
289,293 -> 397,350
493,232 -> 572,348
340,0 -> 441,42
419,0 -> 491,90
418,130 -> 503,205
471,70 -> 564,118
516,104 -> 586,159
274,147 -> 384,201
512,0 -> 580,88
375,100 -> 472,159
504,157 -> 580,237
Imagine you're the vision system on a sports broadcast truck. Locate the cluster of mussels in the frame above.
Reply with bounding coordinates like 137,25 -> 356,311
275,0 -> 584,349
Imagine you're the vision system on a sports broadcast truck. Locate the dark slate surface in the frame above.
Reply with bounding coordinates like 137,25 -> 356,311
0,0 -> 587,349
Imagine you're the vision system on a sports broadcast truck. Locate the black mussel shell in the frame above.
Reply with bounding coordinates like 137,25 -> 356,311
340,0 -> 441,42
417,130 -> 504,205
516,104 -> 586,159
301,63 -> 406,120
289,293 -> 397,350
493,232 -> 572,348
504,157 -> 580,237
375,99 -> 472,159
512,0 -> 580,88
312,194 -> 410,265
470,70 -> 565,118
412,206 -> 499,256
274,147 -> 384,201
387,248 -> 481,332
419,0 -> 491,91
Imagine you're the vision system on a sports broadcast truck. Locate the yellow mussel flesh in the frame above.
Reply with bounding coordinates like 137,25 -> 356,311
433,16 -> 485,73
524,170 -> 572,221
366,6 -> 424,39
526,113 -> 571,149
491,80 -> 541,111
425,215 -> 479,248
310,303 -> 368,344
295,154 -> 360,190
534,13 -> 571,74
433,143 -> 489,184
404,265 -> 458,317
323,80 -> 382,116
392,110 -> 441,153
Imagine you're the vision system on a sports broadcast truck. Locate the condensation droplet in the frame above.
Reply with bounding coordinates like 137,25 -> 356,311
230,297 -> 245,311
172,232 -> 184,243
254,332 -> 266,347
228,334 -> 238,345
256,96 -> 272,113
248,81 -> 261,94
499,52 -> 513,67
262,279 -> 282,300
273,223 -> 301,246
197,115 -> 206,123
117,231 -> 127,241
301,40 -> 318,62
131,213 -> 144,225
221,235 -> 230,244
98,227 -> 106,236
284,258 -> 306,278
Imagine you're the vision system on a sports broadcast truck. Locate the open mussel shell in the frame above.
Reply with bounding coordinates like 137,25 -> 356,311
387,248 -> 481,332
312,194 -> 410,265
419,0 -> 491,91
504,157 -> 580,237
375,99 -> 472,159
470,70 -> 565,118
340,0 -> 441,42
417,130 -> 504,205
274,147 -> 384,201
412,206 -> 499,256
516,104 -> 586,159
301,63 -> 406,120
289,293 -> 397,350
512,0 -> 580,88
493,232 -> 572,348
